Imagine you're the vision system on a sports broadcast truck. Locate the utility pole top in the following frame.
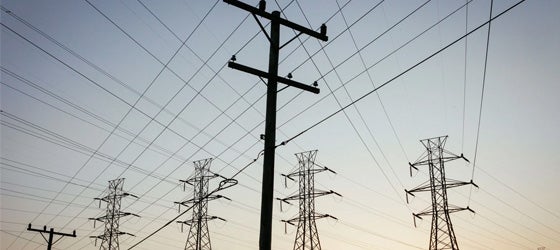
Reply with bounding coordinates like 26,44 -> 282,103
223,0 -> 328,41
27,224 -> 76,250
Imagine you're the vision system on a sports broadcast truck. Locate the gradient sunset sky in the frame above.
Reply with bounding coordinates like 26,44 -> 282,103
1,0 -> 559,249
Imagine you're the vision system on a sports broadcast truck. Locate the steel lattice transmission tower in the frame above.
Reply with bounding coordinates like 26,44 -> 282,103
89,178 -> 139,250
279,150 -> 340,250
405,136 -> 478,250
175,158 -> 228,250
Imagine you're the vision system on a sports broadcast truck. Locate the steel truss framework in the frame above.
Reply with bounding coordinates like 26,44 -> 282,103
406,136 -> 477,250
89,178 -> 138,250
279,150 -> 340,250
175,158 -> 227,250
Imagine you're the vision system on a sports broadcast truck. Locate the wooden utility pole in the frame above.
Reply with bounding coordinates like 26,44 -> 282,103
223,1 -> 328,249
27,224 -> 76,250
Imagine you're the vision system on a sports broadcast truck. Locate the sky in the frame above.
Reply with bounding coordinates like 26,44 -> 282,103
1,0 -> 559,249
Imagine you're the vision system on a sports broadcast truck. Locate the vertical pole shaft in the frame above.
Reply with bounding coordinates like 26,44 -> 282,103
47,228 -> 54,250
259,10 -> 280,250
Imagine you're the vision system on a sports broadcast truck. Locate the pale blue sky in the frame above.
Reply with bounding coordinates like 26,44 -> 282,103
1,0 -> 559,249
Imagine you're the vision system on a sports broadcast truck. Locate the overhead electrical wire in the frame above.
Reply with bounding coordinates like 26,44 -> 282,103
468,0 -> 493,206
1,5 -> 279,182
0,77 -> 192,166
278,0 -> 411,209
2,0 -> 302,207
127,1 -> 527,249
134,0 -> 311,166
0,7 -> 243,161
477,166 -> 560,220
4,5 -> 226,244
1,14 -> 280,248
278,0 -> 472,130
277,0 -> 480,145
126,149 -> 265,249
461,0 -> 469,153
0,1 -> 312,246
0,110 -> 174,183
105,0 -> 358,236
2,19 -> 183,249
0,159 -> 105,192
334,0 -> 411,162
0,0 -> 539,249
271,11 -> 531,249
0,158 -> 177,208
113,2 -> 392,240
411,162 -> 560,247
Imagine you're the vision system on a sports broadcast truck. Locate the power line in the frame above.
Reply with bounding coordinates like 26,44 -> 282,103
61,0 -> 336,246
0,78 -> 193,166
468,0 -> 493,206
0,9 -> 308,248
0,110 -> 174,183
334,0 -> 410,162
477,166 -> 560,220
0,6 -> 239,158
0,0 -> 544,249
288,0 -> 409,203
274,0 -> 412,215
1,14 -> 280,248
126,149 -> 263,249
277,0 -> 440,129
128,2 -> 526,248
280,0 -> 526,148
2,19 -> 179,248
411,162 -> 560,248
461,0 -> 469,153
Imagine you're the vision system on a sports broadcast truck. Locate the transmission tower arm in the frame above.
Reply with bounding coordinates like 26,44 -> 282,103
123,192 -> 139,199
446,179 -> 479,189
409,162 -> 419,177
119,232 -> 136,237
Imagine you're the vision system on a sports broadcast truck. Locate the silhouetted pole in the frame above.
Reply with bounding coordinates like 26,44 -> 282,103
27,224 -> 76,250
223,1 -> 327,249
260,10 -> 280,250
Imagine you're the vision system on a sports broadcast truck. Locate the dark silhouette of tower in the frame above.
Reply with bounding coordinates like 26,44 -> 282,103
279,150 -> 340,250
405,136 -> 477,250
175,158 -> 227,250
89,178 -> 139,250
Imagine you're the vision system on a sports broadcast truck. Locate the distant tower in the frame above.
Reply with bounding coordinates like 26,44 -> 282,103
405,136 -> 477,250
89,178 -> 139,250
175,158 -> 227,250
278,150 -> 340,250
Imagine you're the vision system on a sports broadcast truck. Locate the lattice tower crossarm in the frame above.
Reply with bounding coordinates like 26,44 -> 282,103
279,150 -> 340,250
405,136 -> 477,250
